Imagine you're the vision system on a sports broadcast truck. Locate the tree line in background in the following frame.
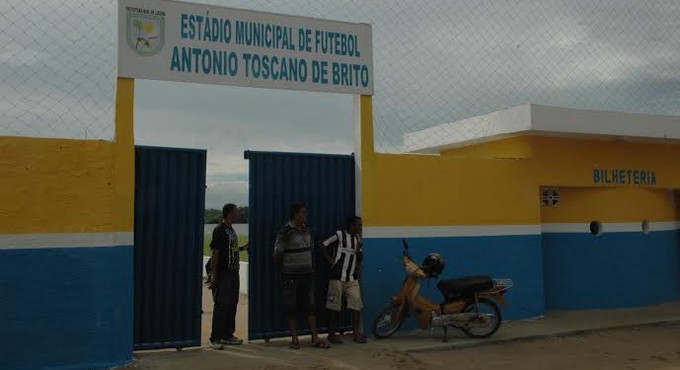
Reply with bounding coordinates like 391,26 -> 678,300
205,206 -> 249,224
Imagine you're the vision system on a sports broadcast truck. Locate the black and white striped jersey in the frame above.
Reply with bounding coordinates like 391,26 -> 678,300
322,230 -> 362,281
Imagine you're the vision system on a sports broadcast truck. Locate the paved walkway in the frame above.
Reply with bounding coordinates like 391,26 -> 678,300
379,300 -> 680,352
198,283 -> 680,352
125,301 -> 680,370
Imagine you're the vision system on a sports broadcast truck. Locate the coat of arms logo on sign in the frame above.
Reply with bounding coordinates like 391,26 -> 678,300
126,7 -> 165,56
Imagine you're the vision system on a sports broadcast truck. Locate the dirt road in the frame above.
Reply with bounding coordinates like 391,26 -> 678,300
124,324 -> 680,370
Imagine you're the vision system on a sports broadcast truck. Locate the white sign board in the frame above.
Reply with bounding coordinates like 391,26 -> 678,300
117,0 -> 373,95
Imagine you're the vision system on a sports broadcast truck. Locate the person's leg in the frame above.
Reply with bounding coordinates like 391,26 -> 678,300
223,270 -> 241,344
346,281 -> 366,343
307,313 -> 319,341
302,278 -> 318,341
210,274 -> 229,349
350,310 -> 366,342
303,279 -> 329,348
282,279 -> 299,348
288,315 -> 299,347
325,280 -> 343,343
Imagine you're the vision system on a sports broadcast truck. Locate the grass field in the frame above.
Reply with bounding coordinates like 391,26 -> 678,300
203,234 -> 249,262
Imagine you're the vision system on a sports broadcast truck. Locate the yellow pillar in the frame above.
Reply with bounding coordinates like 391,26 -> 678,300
113,77 -> 135,231
355,94 -> 374,221
359,95 -> 374,159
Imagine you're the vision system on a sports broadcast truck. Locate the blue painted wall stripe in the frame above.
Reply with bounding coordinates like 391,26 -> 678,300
362,229 -> 680,333
0,246 -> 133,370
543,230 -> 680,309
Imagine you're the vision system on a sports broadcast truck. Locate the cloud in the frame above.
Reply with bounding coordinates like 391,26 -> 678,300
205,179 -> 249,209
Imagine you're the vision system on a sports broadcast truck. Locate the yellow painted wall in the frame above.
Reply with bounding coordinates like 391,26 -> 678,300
0,78 -> 135,234
362,153 -> 540,226
530,136 -> 680,189
360,99 -> 680,227
541,187 -> 678,223
440,135 -> 680,190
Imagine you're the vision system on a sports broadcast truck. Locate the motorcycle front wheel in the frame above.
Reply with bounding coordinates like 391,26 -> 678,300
461,299 -> 502,338
372,305 -> 405,339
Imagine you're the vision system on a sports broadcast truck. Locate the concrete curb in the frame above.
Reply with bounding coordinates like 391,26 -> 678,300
402,317 -> 680,353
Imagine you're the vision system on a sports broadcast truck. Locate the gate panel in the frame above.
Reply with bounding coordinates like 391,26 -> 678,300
134,146 -> 206,350
246,151 -> 355,340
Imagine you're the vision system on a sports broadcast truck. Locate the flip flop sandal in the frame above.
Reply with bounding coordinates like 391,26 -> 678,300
353,335 -> 368,344
289,341 -> 301,350
328,335 -> 343,344
311,340 -> 331,349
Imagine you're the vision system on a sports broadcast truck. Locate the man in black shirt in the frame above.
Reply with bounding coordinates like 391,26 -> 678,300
207,203 -> 248,350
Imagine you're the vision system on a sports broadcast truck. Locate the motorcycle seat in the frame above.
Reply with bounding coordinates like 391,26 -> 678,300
437,275 -> 494,301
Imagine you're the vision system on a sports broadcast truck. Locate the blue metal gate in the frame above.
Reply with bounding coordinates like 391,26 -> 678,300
246,151 -> 355,341
134,146 -> 206,350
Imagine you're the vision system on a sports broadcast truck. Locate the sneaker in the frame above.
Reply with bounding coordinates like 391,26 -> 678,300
210,340 -> 224,350
220,336 -> 243,345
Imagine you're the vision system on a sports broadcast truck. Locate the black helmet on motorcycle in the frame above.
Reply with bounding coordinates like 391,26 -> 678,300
422,253 -> 445,277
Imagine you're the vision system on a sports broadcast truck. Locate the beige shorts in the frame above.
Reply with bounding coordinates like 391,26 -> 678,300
326,280 -> 363,312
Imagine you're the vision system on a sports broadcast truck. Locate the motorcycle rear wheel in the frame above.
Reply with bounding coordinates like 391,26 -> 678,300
372,305 -> 405,339
461,299 -> 502,338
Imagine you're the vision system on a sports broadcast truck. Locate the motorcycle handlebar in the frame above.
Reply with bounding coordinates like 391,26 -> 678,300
402,238 -> 410,257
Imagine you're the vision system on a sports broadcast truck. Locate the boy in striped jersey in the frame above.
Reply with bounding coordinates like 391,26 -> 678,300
322,216 -> 367,344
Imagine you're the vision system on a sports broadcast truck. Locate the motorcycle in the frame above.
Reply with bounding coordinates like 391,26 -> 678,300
371,239 -> 513,342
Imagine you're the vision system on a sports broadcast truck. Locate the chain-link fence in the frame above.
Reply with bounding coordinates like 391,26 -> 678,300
0,0 -> 117,140
247,0 -> 680,153
2,1 -> 680,151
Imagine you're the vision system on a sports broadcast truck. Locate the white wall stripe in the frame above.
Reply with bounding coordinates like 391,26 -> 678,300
541,221 -> 680,234
647,221 -> 679,232
364,222 -> 680,238
540,223 -> 596,234
0,232 -> 134,250
363,225 -> 541,238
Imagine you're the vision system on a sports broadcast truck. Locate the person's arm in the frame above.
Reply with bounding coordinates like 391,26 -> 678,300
208,227 -> 226,289
205,258 -> 212,283
272,226 -> 288,263
321,233 -> 339,265
208,249 -> 220,289
356,238 -> 363,260
321,234 -> 338,248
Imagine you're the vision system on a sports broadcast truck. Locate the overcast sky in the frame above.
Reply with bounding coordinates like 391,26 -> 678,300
134,82 -> 354,208
3,0 -> 680,208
